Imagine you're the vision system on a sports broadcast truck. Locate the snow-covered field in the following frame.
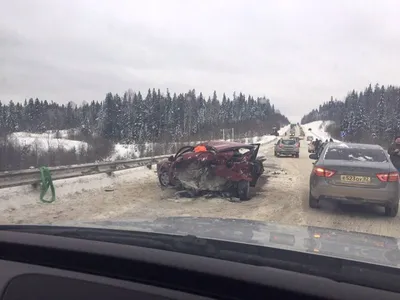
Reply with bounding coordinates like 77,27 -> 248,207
9,132 -> 88,153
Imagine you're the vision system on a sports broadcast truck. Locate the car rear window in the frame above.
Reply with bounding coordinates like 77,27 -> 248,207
324,147 -> 388,162
281,140 -> 296,145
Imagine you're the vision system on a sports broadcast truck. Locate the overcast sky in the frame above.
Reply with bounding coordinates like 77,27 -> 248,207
2,0 -> 400,122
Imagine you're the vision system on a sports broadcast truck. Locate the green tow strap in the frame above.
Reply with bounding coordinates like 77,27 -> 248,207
39,166 -> 56,203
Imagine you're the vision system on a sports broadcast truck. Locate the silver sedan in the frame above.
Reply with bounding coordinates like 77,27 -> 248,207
274,138 -> 300,158
308,142 -> 399,217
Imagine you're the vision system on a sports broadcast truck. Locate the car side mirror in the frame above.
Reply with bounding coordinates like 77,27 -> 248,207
309,153 -> 318,160
168,155 -> 174,162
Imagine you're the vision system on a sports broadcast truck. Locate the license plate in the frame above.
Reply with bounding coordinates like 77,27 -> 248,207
340,175 -> 371,183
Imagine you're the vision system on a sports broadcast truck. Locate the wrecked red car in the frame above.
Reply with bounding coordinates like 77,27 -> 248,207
156,141 -> 266,200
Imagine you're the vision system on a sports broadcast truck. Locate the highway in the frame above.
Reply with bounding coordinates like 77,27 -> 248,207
3,125 -> 400,239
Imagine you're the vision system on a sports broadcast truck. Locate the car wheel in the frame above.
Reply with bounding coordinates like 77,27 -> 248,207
385,202 -> 399,217
274,151 -> 278,157
237,180 -> 250,201
158,170 -> 170,187
309,190 -> 319,209
296,153 -> 300,158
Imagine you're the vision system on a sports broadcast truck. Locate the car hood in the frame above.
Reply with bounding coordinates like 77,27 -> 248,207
56,217 -> 400,268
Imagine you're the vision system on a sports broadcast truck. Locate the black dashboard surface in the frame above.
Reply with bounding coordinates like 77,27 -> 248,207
0,230 -> 398,300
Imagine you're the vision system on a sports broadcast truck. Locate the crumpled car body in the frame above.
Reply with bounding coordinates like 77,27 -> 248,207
156,141 -> 266,200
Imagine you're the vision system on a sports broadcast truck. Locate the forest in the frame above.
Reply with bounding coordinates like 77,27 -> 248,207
301,84 -> 400,147
0,89 -> 289,170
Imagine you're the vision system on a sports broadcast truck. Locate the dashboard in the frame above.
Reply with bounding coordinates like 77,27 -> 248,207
0,230 -> 398,300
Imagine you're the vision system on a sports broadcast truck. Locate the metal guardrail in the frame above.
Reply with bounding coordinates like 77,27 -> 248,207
0,154 -> 171,189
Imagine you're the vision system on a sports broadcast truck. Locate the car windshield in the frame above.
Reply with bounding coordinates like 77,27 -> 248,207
3,1 -> 400,290
325,147 -> 388,162
281,140 -> 296,145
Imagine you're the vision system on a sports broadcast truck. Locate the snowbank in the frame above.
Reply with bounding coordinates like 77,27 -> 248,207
302,121 -> 338,142
0,166 -> 153,212
9,132 -> 88,153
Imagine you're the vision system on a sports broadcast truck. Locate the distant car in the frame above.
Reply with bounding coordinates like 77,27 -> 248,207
156,141 -> 265,200
274,139 -> 300,158
306,136 -> 314,142
308,142 -> 399,217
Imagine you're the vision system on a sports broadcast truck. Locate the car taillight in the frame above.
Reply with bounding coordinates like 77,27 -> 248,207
295,143 -> 300,147
376,172 -> 399,182
278,144 -> 283,148
313,167 -> 336,178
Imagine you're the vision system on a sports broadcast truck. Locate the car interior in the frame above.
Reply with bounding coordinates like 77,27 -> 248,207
0,229 -> 399,300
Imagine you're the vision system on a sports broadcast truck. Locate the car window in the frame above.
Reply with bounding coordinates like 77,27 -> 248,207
281,140 -> 296,145
317,144 -> 326,156
324,147 -> 388,162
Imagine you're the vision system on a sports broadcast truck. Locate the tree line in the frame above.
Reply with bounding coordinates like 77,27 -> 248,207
1,89 -> 288,143
0,88 -> 289,170
301,84 -> 400,147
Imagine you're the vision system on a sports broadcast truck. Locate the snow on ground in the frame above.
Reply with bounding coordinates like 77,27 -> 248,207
0,166 -> 152,213
9,132 -> 88,153
301,121 -> 338,142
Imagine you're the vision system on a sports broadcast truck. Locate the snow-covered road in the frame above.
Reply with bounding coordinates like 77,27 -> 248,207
3,123 -> 400,239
